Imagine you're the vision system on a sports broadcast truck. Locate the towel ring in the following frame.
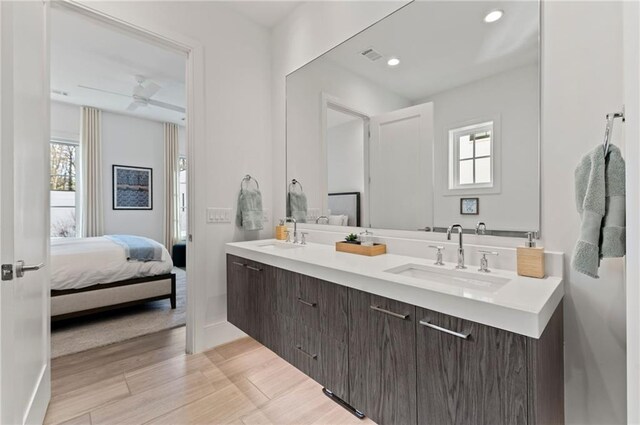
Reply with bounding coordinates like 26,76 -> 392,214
289,179 -> 303,193
603,107 -> 625,156
241,174 -> 259,192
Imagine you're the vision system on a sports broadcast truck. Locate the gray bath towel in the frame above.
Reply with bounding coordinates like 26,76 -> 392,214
287,191 -> 308,223
236,188 -> 264,231
572,144 -> 625,278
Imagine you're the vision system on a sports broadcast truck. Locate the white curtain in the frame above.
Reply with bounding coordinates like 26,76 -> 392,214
80,106 -> 104,237
163,123 -> 180,250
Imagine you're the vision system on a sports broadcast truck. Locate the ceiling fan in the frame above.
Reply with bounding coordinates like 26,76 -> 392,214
78,75 -> 185,113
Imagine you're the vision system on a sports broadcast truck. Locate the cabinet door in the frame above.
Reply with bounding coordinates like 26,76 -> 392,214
227,255 -> 251,335
416,307 -> 527,425
349,289 -> 417,425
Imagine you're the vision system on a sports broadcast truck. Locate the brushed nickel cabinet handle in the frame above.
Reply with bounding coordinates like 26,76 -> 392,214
419,318 -> 470,339
295,345 -> 318,360
246,265 -> 263,272
370,305 -> 409,320
297,297 -> 317,308
232,261 -> 246,267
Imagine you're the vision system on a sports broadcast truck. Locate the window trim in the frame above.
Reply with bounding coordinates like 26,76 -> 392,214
445,116 -> 502,196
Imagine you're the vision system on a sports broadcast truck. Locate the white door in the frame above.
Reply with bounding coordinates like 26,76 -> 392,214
0,1 -> 51,424
369,103 -> 434,231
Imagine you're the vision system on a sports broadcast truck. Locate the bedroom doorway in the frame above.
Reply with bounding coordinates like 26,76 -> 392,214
49,3 -> 198,358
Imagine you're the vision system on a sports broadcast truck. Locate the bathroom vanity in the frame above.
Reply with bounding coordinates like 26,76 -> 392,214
226,240 -> 564,425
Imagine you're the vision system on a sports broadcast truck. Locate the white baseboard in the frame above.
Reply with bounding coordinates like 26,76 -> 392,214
202,320 -> 246,350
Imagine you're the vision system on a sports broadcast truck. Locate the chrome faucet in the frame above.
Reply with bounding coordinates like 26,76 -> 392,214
475,221 -> 487,235
446,224 -> 466,269
285,217 -> 298,244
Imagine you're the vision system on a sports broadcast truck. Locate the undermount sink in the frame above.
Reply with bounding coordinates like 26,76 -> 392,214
384,263 -> 510,293
257,242 -> 304,250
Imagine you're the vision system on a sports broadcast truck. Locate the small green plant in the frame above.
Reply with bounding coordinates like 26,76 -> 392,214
345,233 -> 359,242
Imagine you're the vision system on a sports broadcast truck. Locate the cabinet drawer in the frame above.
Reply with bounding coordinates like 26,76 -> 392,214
276,268 -> 348,343
278,318 -> 348,401
416,307 -> 527,425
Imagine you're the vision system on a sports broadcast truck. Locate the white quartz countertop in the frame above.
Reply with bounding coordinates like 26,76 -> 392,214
226,239 -> 564,339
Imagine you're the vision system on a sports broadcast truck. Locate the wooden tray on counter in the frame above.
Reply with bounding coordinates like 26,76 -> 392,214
335,241 -> 386,256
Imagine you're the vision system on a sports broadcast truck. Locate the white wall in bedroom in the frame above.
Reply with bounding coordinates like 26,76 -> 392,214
272,1 -> 627,424
50,101 -> 185,244
101,112 -> 165,243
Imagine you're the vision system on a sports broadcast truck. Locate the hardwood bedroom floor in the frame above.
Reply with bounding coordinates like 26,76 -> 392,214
46,327 -> 375,425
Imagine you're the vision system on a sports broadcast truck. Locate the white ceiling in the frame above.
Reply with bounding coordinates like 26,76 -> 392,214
50,7 -> 186,125
319,1 -> 539,101
225,1 -> 302,28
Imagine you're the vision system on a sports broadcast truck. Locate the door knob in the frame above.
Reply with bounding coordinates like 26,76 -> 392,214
16,260 -> 44,278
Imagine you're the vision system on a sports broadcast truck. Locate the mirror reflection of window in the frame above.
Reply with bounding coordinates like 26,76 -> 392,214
449,122 -> 494,189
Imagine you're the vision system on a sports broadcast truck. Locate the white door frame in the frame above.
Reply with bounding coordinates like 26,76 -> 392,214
623,1 -> 640,422
55,0 -> 207,354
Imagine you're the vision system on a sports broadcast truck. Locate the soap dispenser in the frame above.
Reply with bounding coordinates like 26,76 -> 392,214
517,232 -> 545,278
275,219 -> 287,241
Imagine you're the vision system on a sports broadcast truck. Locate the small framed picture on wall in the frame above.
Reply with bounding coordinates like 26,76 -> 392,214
460,197 -> 479,215
113,165 -> 153,210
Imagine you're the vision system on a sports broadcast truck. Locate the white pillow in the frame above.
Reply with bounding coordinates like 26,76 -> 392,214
328,215 -> 344,226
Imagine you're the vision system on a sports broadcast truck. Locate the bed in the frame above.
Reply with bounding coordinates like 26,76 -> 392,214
50,236 -> 176,321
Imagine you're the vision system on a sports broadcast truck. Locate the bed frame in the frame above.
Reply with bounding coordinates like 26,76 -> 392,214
51,273 -> 176,322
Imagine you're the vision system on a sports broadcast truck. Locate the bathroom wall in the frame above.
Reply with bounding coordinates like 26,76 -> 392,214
74,1 -> 274,349
420,64 -> 539,232
272,1 -> 627,424
327,118 -> 365,194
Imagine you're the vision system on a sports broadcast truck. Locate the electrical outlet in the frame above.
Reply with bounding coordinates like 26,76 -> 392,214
262,209 -> 270,222
207,207 -> 232,223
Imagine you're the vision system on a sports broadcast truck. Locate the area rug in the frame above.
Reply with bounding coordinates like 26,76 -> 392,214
51,267 -> 186,358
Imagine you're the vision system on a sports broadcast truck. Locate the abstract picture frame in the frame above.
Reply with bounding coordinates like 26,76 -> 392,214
112,165 -> 153,210
460,197 -> 479,215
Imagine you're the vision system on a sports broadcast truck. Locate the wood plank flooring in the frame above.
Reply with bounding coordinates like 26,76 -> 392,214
46,327 -> 376,425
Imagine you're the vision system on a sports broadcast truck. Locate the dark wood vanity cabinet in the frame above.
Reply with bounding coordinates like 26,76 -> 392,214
416,307 -> 528,425
226,254 -> 564,425
226,255 -> 278,351
348,289 -> 417,425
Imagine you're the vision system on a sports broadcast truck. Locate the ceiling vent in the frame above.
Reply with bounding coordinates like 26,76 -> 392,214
360,48 -> 383,62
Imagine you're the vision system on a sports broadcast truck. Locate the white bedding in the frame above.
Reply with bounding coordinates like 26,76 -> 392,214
51,236 -> 174,290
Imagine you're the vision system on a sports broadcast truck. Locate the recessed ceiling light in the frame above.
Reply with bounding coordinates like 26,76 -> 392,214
387,57 -> 400,67
484,9 -> 503,23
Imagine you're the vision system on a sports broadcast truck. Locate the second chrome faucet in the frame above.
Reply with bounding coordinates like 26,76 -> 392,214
446,224 -> 466,269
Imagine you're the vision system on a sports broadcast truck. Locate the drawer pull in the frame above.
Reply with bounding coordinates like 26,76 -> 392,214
297,297 -> 317,308
370,305 -> 409,320
232,261 -> 246,267
246,265 -> 263,272
295,345 -> 318,360
419,318 -> 470,340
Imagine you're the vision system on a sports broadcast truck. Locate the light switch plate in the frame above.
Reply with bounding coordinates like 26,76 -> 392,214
207,207 -> 232,223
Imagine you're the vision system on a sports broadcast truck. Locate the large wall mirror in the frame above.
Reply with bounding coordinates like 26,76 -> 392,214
286,1 -> 540,236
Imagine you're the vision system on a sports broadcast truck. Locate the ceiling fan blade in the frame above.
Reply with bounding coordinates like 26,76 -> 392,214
126,102 -> 140,111
78,85 -> 131,98
138,81 -> 161,99
147,99 -> 186,113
